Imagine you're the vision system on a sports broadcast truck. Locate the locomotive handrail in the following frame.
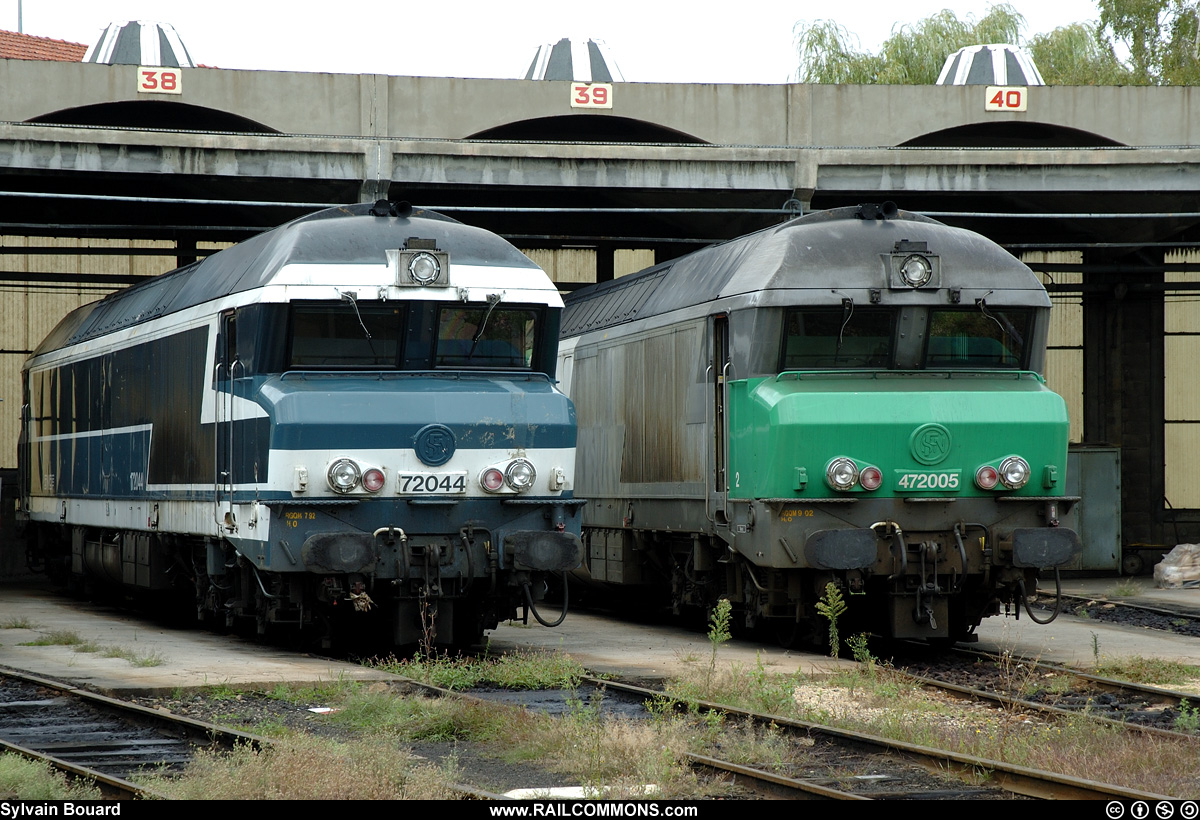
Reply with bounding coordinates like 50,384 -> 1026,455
760,497 -> 858,504
501,497 -> 588,506
261,498 -> 358,507
277,368 -> 553,382
775,369 -> 1047,383
212,360 -> 225,533
721,361 -> 733,518
703,363 -> 714,525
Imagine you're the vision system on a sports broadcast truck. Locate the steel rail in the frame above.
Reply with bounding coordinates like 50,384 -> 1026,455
951,646 -> 1200,716
1,666 -> 503,801
1049,592 -> 1200,623
898,668 -> 1194,742
582,675 -> 1172,801
686,753 -> 866,800
0,737 -> 165,800
0,666 -> 265,749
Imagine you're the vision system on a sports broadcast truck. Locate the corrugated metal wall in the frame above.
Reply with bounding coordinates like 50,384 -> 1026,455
1025,250 -> 1083,444
521,248 -> 655,283
1164,250 -> 1200,508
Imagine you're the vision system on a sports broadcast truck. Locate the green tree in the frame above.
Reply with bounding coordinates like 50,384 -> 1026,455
795,4 -> 1025,84
1028,23 -> 1131,85
794,0 -> 1200,85
1097,0 -> 1200,84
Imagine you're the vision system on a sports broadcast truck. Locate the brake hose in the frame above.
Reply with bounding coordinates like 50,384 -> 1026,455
522,572 -> 569,627
1018,568 -> 1063,625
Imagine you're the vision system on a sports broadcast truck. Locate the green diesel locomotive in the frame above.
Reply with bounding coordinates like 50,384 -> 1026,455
558,204 -> 1079,643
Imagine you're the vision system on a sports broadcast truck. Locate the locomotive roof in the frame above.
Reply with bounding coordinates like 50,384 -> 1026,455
34,203 -> 539,356
561,206 -> 1045,338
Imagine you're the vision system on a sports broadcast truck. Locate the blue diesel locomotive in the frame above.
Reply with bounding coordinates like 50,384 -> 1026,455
18,201 -> 583,647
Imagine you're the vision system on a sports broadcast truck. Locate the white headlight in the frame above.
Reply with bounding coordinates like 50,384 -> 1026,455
826,457 -> 859,491
408,252 -> 441,285
899,254 -> 933,288
327,458 -> 361,493
998,456 -> 1030,490
505,459 -> 536,491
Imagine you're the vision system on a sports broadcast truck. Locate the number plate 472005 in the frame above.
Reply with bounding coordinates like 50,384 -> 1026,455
893,471 -> 961,492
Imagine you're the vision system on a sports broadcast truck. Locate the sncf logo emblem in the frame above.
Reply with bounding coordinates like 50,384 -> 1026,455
910,424 -> 952,465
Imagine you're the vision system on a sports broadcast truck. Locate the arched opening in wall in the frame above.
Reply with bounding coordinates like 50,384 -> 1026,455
469,115 -> 708,144
28,101 -> 279,134
901,122 -> 1123,148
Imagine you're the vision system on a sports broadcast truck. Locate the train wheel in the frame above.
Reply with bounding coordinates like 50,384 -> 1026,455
1121,552 -> 1145,576
771,618 -> 812,649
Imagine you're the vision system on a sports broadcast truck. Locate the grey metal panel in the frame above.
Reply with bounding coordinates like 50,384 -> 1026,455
562,206 -> 1047,340
1064,447 -> 1121,571
32,204 -> 538,356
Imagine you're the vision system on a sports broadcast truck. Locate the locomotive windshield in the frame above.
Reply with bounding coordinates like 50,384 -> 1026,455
779,306 -> 1034,371
435,305 -> 538,368
781,308 -> 895,369
287,301 -> 542,370
290,304 -> 402,367
926,308 -> 1031,369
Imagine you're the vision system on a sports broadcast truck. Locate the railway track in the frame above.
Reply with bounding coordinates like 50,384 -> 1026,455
0,668 -> 262,799
581,675 -> 1173,801
0,666 -> 519,801
1049,591 -> 1200,637
893,648 -> 1200,739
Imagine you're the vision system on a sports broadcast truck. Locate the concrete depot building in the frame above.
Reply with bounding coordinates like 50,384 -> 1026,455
0,48 -> 1198,575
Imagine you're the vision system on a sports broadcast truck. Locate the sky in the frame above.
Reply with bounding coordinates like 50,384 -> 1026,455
7,0 -> 1106,84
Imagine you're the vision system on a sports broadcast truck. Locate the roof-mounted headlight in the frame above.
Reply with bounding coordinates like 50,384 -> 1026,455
408,252 -> 441,285
389,244 -> 450,287
899,255 -> 933,288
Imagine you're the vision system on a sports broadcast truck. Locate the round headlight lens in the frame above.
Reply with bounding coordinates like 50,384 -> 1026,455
859,465 -> 883,491
826,457 -> 859,491
362,468 -> 386,493
975,465 -> 1000,490
505,458 -> 536,491
480,467 -> 505,493
998,456 -> 1030,490
899,254 -> 933,288
327,458 -> 361,493
409,252 -> 441,285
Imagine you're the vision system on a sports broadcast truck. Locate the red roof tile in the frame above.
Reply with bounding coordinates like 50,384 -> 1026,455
0,29 -> 87,62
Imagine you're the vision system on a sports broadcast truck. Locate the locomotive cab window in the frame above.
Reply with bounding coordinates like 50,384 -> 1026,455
435,305 -> 540,369
780,308 -> 895,370
925,308 -> 1031,369
289,303 -> 402,368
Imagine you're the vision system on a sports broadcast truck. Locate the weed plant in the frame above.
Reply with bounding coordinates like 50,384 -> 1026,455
18,629 -> 86,646
15,629 -> 164,666
1108,579 -> 1141,597
1093,656 -> 1200,687
0,754 -> 102,800
138,735 -> 460,800
815,583 -> 847,658
0,617 -> 39,630
373,648 -> 586,690
1174,700 -> 1199,733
